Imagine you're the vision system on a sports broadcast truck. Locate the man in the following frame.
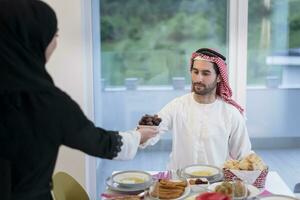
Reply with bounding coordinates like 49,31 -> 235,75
141,48 -> 251,170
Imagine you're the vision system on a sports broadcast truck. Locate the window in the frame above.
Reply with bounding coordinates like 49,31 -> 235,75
246,0 -> 300,138
93,0 -> 229,196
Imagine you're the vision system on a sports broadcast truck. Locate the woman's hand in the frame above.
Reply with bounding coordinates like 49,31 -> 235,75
137,126 -> 159,144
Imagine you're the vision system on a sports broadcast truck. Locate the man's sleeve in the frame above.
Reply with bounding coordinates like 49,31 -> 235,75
228,111 -> 252,160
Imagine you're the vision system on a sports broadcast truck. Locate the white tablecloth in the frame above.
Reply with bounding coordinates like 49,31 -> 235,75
265,171 -> 294,196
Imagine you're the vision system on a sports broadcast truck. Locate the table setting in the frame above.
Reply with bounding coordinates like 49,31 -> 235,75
101,153 -> 298,200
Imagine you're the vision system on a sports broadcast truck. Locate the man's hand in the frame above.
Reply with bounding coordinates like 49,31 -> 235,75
137,126 -> 159,144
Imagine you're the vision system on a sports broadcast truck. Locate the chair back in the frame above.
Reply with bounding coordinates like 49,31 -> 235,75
294,182 -> 300,193
52,171 -> 89,200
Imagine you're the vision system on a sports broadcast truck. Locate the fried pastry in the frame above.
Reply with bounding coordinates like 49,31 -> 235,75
150,179 -> 187,199
223,153 -> 267,171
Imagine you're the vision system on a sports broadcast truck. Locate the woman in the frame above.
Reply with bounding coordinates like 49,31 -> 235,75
0,0 -> 157,199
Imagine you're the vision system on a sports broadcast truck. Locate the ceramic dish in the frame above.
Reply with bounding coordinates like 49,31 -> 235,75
181,164 -> 221,181
208,182 -> 262,199
177,168 -> 223,183
259,195 -> 299,200
185,193 -> 201,200
106,176 -> 153,192
187,178 -> 209,192
149,180 -> 191,200
111,170 -> 152,188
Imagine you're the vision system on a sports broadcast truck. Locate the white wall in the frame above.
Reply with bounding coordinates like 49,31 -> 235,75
43,0 -> 92,188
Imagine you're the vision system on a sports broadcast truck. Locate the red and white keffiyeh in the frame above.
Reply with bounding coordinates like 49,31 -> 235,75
190,51 -> 244,114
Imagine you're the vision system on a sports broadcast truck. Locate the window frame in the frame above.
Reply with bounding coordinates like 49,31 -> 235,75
228,0 -> 249,109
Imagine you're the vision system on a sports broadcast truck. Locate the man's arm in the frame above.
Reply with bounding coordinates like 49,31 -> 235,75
228,111 -> 252,160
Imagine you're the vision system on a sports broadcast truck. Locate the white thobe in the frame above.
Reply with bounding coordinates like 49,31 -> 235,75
141,93 -> 251,170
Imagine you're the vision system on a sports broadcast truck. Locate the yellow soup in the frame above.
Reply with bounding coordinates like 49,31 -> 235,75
121,177 -> 145,184
191,170 -> 213,176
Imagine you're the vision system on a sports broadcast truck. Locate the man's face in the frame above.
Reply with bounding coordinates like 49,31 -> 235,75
191,59 -> 220,96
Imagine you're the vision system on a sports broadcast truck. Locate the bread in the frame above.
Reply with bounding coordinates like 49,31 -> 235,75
223,153 -> 267,171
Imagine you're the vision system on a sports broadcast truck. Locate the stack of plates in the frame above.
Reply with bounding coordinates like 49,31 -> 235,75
106,170 -> 153,192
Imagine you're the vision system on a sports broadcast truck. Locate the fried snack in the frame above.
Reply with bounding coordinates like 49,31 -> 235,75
215,181 -> 233,196
239,158 -> 253,170
224,159 -> 240,170
247,153 -> 266,170
223,153 -> 267,171
159,179 -> 187,187
151,187 -> 184,199
215,181 -> 247,198
150,179 -> 187,199
233,180 -> 247,197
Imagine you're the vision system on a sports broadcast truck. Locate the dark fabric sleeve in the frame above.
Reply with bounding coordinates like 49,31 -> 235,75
56,91 -> 123,159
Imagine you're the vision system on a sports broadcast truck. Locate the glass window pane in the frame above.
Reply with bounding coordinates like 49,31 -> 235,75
247,0 -> 300,137
100,0 -> 229,87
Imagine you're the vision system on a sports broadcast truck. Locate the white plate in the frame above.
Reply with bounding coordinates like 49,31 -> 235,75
149,180 -> 191,200
208,182 -> 262,199
106,176 -> 153,192
259,195 -> 299,200
185,194 -> 200,200
182,165 -> 221,179
187,178 -> 209,193
111,170 -> 152,188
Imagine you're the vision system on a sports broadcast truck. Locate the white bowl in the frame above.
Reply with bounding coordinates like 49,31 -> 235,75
111,170 -> 152,188
182,164 -> 221,180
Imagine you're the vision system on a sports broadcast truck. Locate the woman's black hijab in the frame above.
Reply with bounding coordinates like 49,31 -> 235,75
0,2 -> 57,198
0,0 -> 58,92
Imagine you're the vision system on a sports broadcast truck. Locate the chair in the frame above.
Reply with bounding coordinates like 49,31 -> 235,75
52,171 -> 89,200
294,182 -> 300,198
294,182 -> 300,193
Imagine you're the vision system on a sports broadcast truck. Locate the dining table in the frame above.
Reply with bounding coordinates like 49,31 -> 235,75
102,170 -> 296,199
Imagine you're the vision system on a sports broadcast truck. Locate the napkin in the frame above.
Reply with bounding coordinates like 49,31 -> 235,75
230,169 -> 261,184
152,171 -> 171,180
259,189 -> 273,197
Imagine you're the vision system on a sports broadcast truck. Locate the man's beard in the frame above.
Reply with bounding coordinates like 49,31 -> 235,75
192,79 -> 218,96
